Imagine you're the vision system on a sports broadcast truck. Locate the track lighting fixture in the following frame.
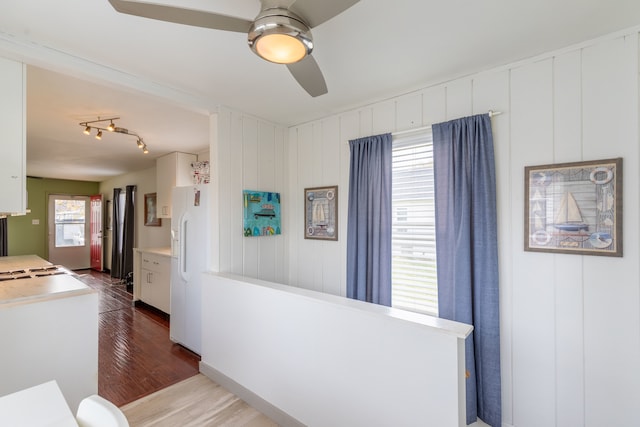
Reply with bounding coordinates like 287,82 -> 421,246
135,138 -> 149,153
78,116 -> 149,154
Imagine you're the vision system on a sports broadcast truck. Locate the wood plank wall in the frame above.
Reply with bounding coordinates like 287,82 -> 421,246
283,31 -> 640,427
210,29 -> 640,427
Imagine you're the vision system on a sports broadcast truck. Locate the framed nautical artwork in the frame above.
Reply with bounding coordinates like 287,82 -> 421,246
524,158 -> 622,256
304,186 -> 338,241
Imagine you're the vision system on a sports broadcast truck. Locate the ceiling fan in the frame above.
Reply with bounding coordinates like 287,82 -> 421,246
107,0 -> 361,97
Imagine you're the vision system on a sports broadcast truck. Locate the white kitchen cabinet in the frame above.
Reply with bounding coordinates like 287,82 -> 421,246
156,152 -> 197,218
136,249 -> 171,313
0,57 -> 26,214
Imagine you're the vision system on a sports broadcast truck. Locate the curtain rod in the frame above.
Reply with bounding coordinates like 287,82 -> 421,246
391,110 -> 502,137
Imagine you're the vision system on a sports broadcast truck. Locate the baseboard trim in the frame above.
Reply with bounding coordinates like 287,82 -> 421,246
199,362 -> 306,427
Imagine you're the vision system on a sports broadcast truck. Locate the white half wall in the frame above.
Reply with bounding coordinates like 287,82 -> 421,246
0,291 -> 99,414
201,272 -> 472,427
285,29 -> 640,426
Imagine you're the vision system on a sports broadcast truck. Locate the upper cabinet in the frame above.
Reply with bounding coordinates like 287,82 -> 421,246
0,57 -> 26,214
156,152 -> 197,218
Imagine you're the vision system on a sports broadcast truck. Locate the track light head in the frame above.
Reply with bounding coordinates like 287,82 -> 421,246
142,145 -> 149,154
96,130 -> 103,140
136,139 -> 144,149
83,126 -> 91,135
108,121 -> 115,132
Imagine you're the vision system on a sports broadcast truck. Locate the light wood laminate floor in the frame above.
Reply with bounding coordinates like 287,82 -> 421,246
121,374 -> 278,427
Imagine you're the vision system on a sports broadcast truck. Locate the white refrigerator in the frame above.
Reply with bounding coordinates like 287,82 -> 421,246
170,184 -> 209,355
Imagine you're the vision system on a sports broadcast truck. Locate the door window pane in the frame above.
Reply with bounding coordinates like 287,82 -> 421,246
54,199 -> 86,247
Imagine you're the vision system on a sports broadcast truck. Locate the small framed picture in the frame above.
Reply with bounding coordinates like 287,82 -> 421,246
144,193 -> 161,226
304,186 -> 338,241
243,190 -> 281,237
524,158 -> 622,256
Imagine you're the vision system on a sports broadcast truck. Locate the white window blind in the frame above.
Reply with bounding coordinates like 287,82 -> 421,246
391,130 -> 438,316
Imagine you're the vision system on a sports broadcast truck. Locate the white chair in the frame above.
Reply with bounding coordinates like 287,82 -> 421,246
76,394 -> 130,427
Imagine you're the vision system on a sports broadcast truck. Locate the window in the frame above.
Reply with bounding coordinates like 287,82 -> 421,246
54,199 -> 86,247
391,130 -> 438,316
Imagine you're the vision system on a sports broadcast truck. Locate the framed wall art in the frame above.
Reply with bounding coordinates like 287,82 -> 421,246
524,158 -> 622,256
304,186 -> 338,241
144,193 -> 161,226
243,190 -> 281,237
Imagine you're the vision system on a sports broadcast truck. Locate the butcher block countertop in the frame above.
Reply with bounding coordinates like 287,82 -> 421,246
0,256 -> 95,308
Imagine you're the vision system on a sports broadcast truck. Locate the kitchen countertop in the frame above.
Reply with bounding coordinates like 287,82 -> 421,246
0,255 -> 53,271
134,247 -> 171,257
0,274 -> 95,308
0,255 -> 95,308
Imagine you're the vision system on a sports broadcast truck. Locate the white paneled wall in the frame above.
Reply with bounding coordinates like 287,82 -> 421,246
580,35 -> 639,427
510,58 -> 557,427
287,119 -> 348,296
285,30 -> 640,427
211,107 -> 287,284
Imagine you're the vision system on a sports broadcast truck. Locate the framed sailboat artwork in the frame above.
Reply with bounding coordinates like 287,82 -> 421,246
304,186 -> 338,241
524,158 -> 622,256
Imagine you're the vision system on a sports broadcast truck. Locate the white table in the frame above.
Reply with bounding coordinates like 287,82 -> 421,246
0,380 -> 78,426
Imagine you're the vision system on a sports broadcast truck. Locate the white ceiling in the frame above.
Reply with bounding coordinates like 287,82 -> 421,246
2,0 -> 640,182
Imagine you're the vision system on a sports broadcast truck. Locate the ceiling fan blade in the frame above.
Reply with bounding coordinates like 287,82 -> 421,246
286,55 -> 328,97
108,0 -> 253,33
260,0 -> 298,9
289,0 -> 360,28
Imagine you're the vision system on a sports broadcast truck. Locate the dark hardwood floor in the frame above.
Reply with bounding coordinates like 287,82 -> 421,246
74,269 -> 200,407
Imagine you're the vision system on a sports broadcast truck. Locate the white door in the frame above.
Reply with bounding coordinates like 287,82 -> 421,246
48,195 -> 91,270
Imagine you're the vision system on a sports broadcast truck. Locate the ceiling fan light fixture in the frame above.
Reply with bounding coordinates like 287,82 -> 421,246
108,0 -> 362,97
248,10 -> 313,64
256,33 -> 306,64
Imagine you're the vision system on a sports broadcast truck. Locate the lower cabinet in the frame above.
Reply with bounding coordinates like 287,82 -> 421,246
135,249 -> 171,314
